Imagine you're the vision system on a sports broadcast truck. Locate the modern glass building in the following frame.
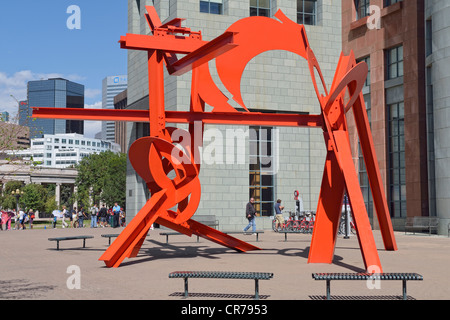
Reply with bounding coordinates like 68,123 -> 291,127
21,78 -> 84,139
102,75 -> 128,143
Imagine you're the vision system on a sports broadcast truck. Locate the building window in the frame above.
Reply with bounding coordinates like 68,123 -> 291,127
385,0 -> 402,7
200,0 -> 223,15
387,46 -> 403,79
426,19 -> 432,57
250,0 -> 271,17
354,0 -> 370,20
388,101 -> 406,218
358,56 -> 371,87
249,126 -> 275,217
297,0 -> 317,25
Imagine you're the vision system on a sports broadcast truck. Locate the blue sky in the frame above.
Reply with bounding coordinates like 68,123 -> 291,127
0,1 -> 128,136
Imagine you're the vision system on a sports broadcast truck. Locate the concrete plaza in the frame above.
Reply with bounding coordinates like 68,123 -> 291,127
1,226 -> 449,300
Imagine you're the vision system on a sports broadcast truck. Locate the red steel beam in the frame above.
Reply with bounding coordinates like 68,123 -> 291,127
32,107 -> 323,128
119,33 -> 207,54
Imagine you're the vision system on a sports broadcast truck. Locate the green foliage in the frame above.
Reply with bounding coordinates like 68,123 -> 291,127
0,181 -> 57,213
21,184 -> 48,213
74,151 -> 126,208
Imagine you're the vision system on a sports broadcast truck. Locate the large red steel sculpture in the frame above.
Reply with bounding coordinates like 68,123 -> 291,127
33,6 -> 397,270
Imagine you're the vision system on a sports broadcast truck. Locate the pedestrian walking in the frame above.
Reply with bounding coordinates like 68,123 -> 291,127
90,204 -> 99,228
1,211 -> 7,231
243,197 -> 257,234
98,204 -> 107,227
77,207 -> 87,228
28,209 -> 35,229
71,208 -> 77,228
120,208 -> 126,227
61,206 -> 69,228
274,199 -> 285,231
18,208 -> 26,230
112,202 -> 120,228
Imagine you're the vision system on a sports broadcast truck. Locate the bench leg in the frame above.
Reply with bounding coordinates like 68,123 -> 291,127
166,235 -> 169,244
402,280 -> 407,300
285,233 -> 287,242
256,234 -> 259,242
83,239 -> 86,248
326,279 -> 331,300
56,241 -> 60,251
184,278 -> 189,298
254,279 -> 259,300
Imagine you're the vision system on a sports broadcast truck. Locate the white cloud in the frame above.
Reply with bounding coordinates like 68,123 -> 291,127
83,101 -> 102,138
85,88 -> 101,99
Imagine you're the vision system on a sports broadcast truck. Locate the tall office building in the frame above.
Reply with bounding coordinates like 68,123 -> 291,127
424,0 -> 450,234
125,0 -> 342,230
22,78 -> 84,139
342,0 -> 450,234
102,75 -> 128,142
0,111 -> 9,122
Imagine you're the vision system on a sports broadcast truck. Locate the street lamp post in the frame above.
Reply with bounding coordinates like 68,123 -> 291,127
11,189 -> 24,213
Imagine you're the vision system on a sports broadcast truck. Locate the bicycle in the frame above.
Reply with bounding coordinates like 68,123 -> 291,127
294,211 -> 315,233
272,213 -> 296,232
338,215 -> 356,235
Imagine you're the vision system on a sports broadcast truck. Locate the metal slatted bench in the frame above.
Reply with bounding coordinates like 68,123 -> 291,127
48,235 -> 94,250
169,271 -> 273,300
159,232 -> 200,244
223,230 -> 264,242
404,216 -> 439,235
312,272 -> 423,300
101,234 -> 120,245
191,215 -> 219,229
278,230 -> 302,241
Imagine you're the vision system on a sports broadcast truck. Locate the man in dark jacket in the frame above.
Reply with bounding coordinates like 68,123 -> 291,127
243,197 -> 257,233
98,204 -> 108,228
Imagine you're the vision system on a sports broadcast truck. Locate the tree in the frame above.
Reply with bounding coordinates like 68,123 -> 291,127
0,181 -> 23,210
74,151 -> 126,208
21,184 -> 48,213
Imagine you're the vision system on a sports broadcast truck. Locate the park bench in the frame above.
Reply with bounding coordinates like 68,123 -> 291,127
159,215 -> 219,244
223,230 -> 264,242
191,215 -> 219,229
160,232 -> 200,244
404,216 -> 439,235
312,272 -> 423,300
48,235 -> 94,250
278,230 -> 302,241
169,271 -> 273,300
101,234 -> 120,245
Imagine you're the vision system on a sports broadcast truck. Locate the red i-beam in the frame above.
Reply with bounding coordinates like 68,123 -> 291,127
32,6 -> 396,270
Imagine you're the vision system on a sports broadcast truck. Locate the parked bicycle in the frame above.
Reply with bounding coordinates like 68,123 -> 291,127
272,211 -> 315,233
338,214 -> 356,235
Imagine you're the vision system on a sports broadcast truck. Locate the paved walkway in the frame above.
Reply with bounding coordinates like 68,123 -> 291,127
1,226 -> 449,300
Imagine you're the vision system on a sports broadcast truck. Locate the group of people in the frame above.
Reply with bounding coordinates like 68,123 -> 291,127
58,202 -> 126,229
1,208 -> 36,231
243,197 -> 285,232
